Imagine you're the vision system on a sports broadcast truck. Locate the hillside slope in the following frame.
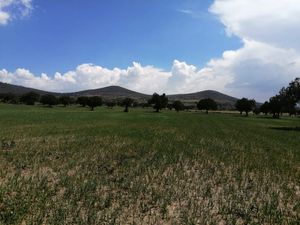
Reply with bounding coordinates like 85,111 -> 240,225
69,86 -> 149,100
0,82 -> 51,95
0,82 -> 238,107
168,90 -> 238,108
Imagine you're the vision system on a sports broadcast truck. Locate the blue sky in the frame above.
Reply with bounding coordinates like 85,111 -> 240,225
0,0 -> 241,75
1,0 -> 300,101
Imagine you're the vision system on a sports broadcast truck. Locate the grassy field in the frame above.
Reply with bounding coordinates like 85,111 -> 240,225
0,104 -> 299,225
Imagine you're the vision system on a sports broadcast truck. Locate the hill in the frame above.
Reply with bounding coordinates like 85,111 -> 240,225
69,86 -> 149,100
0,82 -> 238,107
168,90 -> 238,109
0,82 -> 52,95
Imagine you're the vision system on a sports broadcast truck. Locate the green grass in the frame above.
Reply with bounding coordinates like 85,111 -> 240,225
0,104 -> 299,224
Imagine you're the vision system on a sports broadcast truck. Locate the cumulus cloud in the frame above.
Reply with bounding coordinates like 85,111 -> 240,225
210,0 -> 300,50
0,0 -> 33,25
205,40 -> 300,100
1,0 -> 300,101
205,0 -> 300,100
0,61 -> 232,95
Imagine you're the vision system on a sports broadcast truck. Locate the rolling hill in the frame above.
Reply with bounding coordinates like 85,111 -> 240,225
68,86 -> 149,100
0,82 -> 238,107
0,82 -> 52,95
168,90 -> 238,108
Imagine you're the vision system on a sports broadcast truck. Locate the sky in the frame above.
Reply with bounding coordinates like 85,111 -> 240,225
1,0 -> 300,101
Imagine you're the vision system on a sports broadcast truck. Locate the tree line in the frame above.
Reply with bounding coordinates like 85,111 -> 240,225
1,78 -> 299,116
0,91 -> 221,113
234,78 -> 300,118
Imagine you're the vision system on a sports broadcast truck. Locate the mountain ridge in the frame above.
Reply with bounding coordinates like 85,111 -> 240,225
0,82 -> 238,106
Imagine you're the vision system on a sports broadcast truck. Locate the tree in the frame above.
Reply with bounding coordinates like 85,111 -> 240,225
260,102 -> 270,115
197,98 -> 217,114
76,96 -> 89,107
235,98 -> 256,116
148,93 -> 168,112
286,78 -> 300,101
40,94 -> 58,107
268,95 -> 282,118
253,107 -> 260,115
122,98 -> 134,112
0,93 -> 19,104
173,100 -> 185,112
167,103 -> 173,110
105,100 -> 116,109
20,92 -> 40,105
279,86 -> 297,116
263,78 -> 300,118
59,95 -> 73,107
87,96 -> 102,111
141,102 -> 150,108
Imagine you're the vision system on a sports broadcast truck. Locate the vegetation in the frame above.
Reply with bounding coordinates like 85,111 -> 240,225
148,93 -> 168,112
0,105 -> 299,224
0,93 -> 19,104
59,96 -> 74,107
197,98 -> 217,114
259,78 -> 300,118
76,96 -> 89,107
0,82 -> 238,110
20,92 -> 40,105
122,98 -> 134,112
87,96 -> 103,111
40,94 -> 59,107
105,100 -> 116,109
235,98 -> 256,116
260,101 -> 270,115
172,100 -> 185,112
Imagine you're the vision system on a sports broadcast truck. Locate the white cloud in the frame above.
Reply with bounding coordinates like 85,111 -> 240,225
0,61 -> 233,96
210,0 -> 300,51
203,0 -> 300,101
0,0 -> 33,25
205,40 -> 300,100
0,11 -> 9,25
1,0 -> 300,101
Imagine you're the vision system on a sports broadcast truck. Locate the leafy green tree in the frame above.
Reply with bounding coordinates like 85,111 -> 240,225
279,86 -> 297,116
87,96 -> 102,111
141,102 -> 150,108
20,92 -> 40,105
105,100 -> 116,109
59,95 -> 73,107
260,102 -> 270,115
76,96 -> 89,107
253,107 -> 261,115
122,98 -> 134,112
286,78 -> 300,101
172,100 -> 185,112
269,95 -> 282,118
197,98 -> 217,114
263,78 -> 299,118
0,93 -> 19,104
148,93 -> 168,112
235,98 -> 256,116
40,94 -> 58,107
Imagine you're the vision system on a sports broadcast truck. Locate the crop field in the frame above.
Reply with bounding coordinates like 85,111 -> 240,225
0,104 -> 299,224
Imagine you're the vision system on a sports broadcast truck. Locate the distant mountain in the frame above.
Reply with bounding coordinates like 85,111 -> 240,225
168,90 -> 238,109
0,82 -> 238,107
69,86 -> 149,100
169,90 -> 237,103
